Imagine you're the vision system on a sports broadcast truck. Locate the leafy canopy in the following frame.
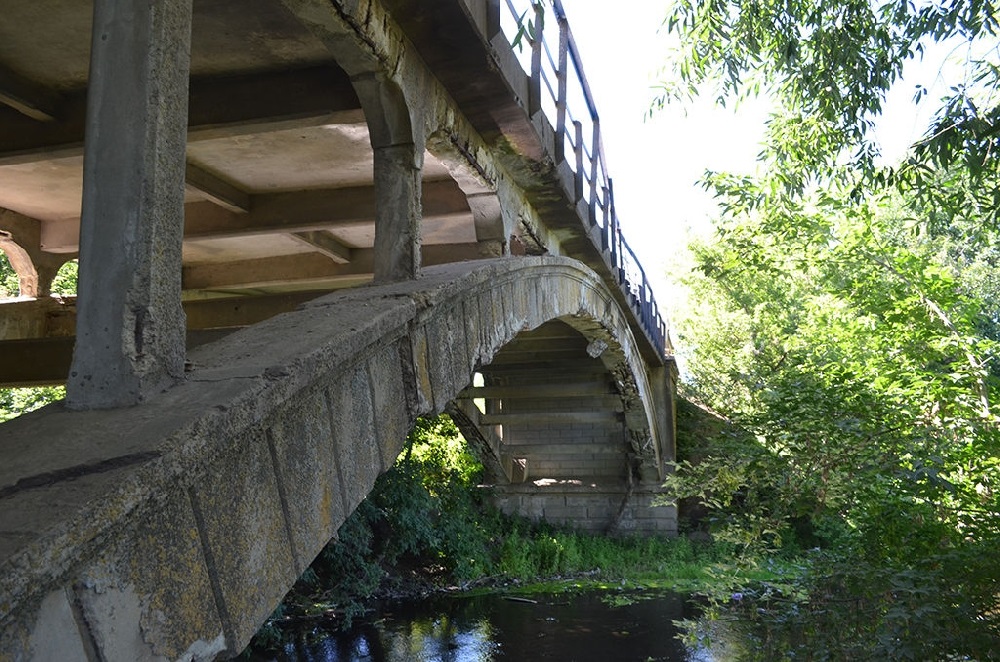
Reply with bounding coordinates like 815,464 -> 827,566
659,0 -> 1000,656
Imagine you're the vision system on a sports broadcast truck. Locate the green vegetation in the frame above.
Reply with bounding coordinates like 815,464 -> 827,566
659,0 -> 1000,658
248,415 -> 737,653
0,252 -> 17,297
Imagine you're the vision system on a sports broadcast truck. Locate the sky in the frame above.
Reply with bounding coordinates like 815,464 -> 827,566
549,2 -> 964,321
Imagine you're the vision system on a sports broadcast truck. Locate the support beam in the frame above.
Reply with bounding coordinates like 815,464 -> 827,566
462,383 -> 615,398
182,243 -> 482,290
67,0 -> 194,409
289,231 -> 353,263
0,330 -> 235,387
0,65 -> 60,122
0,67 -> 361,166
372,143 -> 422,282
185,163 -> 251,213
185,179 -> 465,241
0,290 -> 330,343
479,412 -> 623,426
37,180 -> 471,254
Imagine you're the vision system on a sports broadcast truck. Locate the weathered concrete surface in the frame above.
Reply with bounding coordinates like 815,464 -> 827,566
493,483 -> 677,535
67,0 -> 193,409
0,256 -> 671,660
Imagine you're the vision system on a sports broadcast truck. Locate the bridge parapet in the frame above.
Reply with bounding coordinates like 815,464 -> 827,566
485,0 -> 669,356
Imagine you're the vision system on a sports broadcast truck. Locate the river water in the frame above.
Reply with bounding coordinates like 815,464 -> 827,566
251,589 -> 713,661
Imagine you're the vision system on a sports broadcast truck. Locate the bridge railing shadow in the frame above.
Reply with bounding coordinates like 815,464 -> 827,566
497,0 -> 670,358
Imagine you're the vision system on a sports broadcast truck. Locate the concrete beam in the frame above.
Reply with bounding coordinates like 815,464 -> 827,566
67,0 -> 193,409
37,180 -> 470,253
182,243 -> 482,290
185,163 -> 251,214
0,67 -> 361,166
0,65 -> 60,122
289,231 -> 352,264
373,143 -> 422,282
463,384 -> 617,399
185,179 -> 463,239
479,411 -> 623,426
0,330 -> 235,387
0,290 -> 329,344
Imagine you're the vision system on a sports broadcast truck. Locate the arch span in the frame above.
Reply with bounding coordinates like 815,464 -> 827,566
0,256 -> 673,660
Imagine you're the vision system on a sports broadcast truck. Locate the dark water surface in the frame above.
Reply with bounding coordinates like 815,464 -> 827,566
254,590 -> 711,662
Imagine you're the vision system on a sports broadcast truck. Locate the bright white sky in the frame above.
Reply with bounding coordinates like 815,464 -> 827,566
558,2 -> 966,321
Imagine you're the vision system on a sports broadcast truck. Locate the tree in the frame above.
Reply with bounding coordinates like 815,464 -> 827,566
660,0 -> 1000,657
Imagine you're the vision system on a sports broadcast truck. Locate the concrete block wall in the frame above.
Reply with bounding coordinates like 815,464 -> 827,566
492,484 -> 677,536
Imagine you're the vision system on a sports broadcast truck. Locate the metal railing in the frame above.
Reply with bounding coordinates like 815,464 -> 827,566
496,0 -> 669,358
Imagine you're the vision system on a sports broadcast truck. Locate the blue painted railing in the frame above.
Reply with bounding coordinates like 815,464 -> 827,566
495,0 -> 670,358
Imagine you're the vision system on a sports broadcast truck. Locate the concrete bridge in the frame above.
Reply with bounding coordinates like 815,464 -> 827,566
0,0 -> 677,658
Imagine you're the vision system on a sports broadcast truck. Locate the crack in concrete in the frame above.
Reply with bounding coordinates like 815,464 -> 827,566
0,451 -> 162,500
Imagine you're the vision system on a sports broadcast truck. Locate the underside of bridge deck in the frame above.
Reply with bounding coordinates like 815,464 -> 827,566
0,0 -> 539,393
0,0 -> 676,658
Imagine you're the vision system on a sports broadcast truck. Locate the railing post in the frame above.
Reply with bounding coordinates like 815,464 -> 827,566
608,180 -> 619,268
600,186 -> 610,250
528,2 -> 543,117
589,120 -> 601,225
554,13 -> 569,161
573,120 -> 584,200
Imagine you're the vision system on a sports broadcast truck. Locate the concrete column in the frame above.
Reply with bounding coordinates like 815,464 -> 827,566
372,143 -> 421,282
67,0 -> 193,409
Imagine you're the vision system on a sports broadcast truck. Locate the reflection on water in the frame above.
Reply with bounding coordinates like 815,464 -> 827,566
252,590 -> 711,662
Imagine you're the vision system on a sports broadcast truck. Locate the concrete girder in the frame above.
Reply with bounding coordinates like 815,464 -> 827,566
0,256 -> 674,660
36,179 -> 470,254
0,66 -> 362,166
0,64 -> 60,123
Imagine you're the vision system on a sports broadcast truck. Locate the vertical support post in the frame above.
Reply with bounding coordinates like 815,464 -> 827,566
608,180 -> 619,269
600,186 -> 610,250
588,120 -> 601,226
350,72 -> 421,283
372,144 -> 422,282
67,0 -> 193,409
573,120 -> 584,200
528,2 -> 543,117
554,15 -> 569,161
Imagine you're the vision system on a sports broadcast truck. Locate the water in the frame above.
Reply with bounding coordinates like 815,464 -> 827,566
252,589 -> 711,662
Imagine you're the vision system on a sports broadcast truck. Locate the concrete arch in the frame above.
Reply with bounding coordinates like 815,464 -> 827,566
426,128 -> 510,258
0,257 -> 671,660
0,208 -> 72,298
